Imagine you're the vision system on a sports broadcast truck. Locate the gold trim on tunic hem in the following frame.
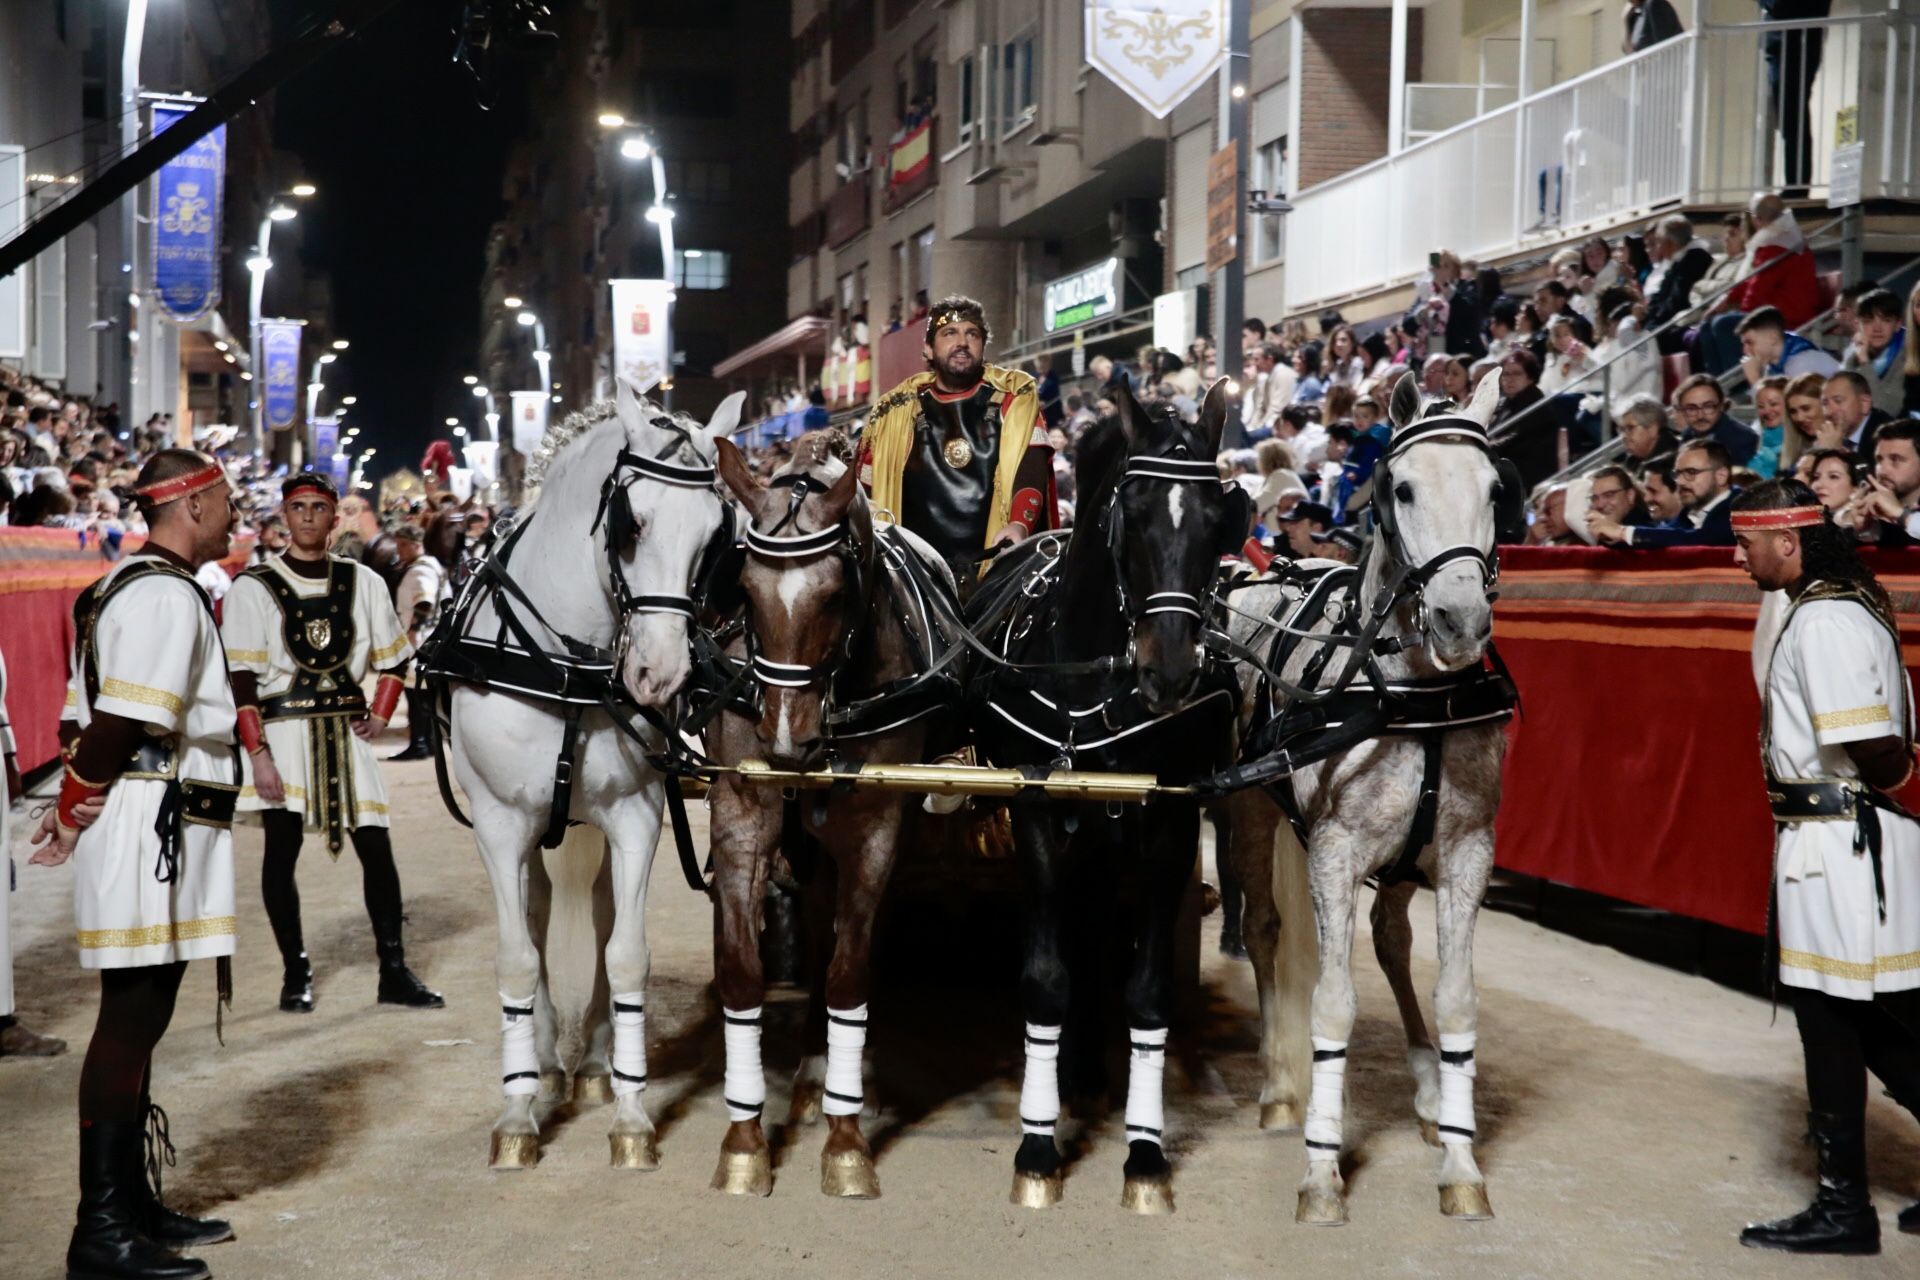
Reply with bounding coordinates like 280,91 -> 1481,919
98,678 -> 184,714
1780,947 -> 1920,981
369,636 -> 409,663
77,916 -> 238,949
1813,705 -> 1892,730
224,648 -> 270,664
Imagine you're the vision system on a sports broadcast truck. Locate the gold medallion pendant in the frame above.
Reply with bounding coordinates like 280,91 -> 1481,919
943,437 -> 974,468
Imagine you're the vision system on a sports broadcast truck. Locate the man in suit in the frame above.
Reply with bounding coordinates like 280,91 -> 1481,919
1588,439 -> 1737,546
1673,374 -> 1760,465
1822,370 -> 1894,453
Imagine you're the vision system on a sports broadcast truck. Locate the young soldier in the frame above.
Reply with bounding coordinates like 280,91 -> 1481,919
1733,477 -> 1920,1254
31,449 -> 243,1280
223,473 -> 443,1013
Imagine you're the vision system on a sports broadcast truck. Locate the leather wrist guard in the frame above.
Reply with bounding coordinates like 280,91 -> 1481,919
1241,537 -> 1275,574
57,762 -> 111,831
236,705 -> 267,755
1879,744 -> 1920,813
1008,487 -> 1044,533
371,673 -> 404,723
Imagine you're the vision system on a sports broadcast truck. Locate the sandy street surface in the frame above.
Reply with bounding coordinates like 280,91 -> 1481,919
4,741 -> 1919,1280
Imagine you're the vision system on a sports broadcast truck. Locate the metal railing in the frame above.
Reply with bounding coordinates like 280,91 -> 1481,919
1284,14 -> 1920,315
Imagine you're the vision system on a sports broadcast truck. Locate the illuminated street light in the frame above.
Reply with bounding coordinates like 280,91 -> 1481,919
463,374 -> 478,385
620,136 -> 651,161
268,205 -> 297,222
246,255 -> 272,273
444,417 -> 459,427
454,426 -> 468,438
516,311 -> 536,327
290,182 -> 318,197
645,204 -> 674,224
597,111 -> 626,129
341,395 -> 357,406
502,295 -> 524,309
331,338 -> 349,351
318,352 -> 337,365
471,384 -> 488,398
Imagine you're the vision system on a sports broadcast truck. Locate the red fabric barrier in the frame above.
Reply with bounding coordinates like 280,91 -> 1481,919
1492,545 -> 1920,935
0,528 -> 252,773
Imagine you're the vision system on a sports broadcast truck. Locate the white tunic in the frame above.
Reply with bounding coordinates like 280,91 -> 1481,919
64,555 -> 239,970
223,555 -> 412,833
1763,594 -> 1920,999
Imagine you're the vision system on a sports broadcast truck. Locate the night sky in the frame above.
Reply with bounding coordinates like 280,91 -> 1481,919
265,0 -> 532,482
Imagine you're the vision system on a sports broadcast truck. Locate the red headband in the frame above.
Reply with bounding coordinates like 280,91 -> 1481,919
1731,505 -> 1824,531
132,462 -> 226,505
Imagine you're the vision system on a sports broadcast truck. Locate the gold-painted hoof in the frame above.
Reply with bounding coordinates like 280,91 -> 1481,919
1440,1182 -> 1493,1220
710,1149 -> 773,1197
1010,1171 -> 1064,1209
536,1069 -> 567,1103
820,1149 -> 881,1199
1259,1100 -> 1302,1131
1295,1185 -> 1348,1226
489,1132 -> 540,1169
610,1131 -> 659,1170
788,1084 -> 823,1126
574,1073 -> 615,1106
1121,1177 -> 1174,1216
1419,1119 -> 1442,1148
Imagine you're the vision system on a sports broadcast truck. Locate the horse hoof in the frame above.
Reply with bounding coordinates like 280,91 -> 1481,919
1010,1171 -> 1064,1209
1440,1182 -> 1493,1220
1121,1176 -> 1174,1216
1259,1101 -> 1303,1131
609,1131 -> 659,1170
489,1132 -> 540,1170
711,1150 -> 773,1197
536,1069 -> 567,1103
1295,1185 -> 1348,1226
575,1073 -> 615,1106
1420,1120 -> 1443,1148
820,1149 -> 881,1199
788,1085 -> 823,1126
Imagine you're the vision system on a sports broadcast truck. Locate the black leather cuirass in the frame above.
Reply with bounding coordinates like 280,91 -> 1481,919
900,384 -> 1000,580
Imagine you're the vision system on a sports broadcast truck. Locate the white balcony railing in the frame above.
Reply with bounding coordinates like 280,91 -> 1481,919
1284,14 -> 1919,315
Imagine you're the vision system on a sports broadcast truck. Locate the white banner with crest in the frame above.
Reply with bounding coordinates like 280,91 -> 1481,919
609,278 -> 674,394
1085,1 -> 1228,120
509,390 -> 549,458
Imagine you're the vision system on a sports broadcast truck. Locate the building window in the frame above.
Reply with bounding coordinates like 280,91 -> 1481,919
837,93 -> 870,182
913,227 -> 934,310
1001,33 -> 1036,137
675,249 -> 731,290
957,53 -> 976,146
1250,136 -> 1288,267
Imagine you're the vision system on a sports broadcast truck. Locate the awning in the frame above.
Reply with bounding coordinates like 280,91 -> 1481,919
713,316 -> 833,380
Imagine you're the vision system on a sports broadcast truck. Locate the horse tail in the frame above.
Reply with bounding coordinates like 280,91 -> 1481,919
1269,816 -> 1318,1112
540,825 -> 612,1077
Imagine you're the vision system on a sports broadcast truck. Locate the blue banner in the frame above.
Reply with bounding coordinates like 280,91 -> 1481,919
150,102 -> 225,323
329,450 -> 350,492
261,320 -> 303,432
312,417 -> 338,465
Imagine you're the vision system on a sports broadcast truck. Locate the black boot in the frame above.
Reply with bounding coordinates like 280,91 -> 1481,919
387,690 -> 432,761
66,1122 -> 208,1280
373,913 -> 444,1008
126,1104 -> 232,1250
1900,1201 -> 1919,1234
278,951 -> 314,1014
1740,1111 -> 1881,1255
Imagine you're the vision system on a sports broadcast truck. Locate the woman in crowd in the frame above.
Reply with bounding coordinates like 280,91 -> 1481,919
1905,280 -> 1920,415
1582,235 -> 1621,293
1783,372 -> 1828,479
1802,447 -> 1863,515
1751,375 -> 1791,478
1289,342 -> 1327,406
1324,324 -> 1369,390
1691,211 -> 1752,312
1539,314 -> 1598,396
1252,437 -> 1307,531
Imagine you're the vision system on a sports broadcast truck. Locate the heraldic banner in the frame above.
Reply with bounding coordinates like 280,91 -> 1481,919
151,101 -> 226,322
261,319 -> 303,432
609,278 -> 673,394
509,390 -> 548,459
1085,0 -> 1228,120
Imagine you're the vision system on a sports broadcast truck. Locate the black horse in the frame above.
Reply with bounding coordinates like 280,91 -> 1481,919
967,379 -> 1248,1213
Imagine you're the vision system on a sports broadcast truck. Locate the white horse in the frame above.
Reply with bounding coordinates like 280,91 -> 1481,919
446,381 -> 739,1169
1220,369 -> 1512,1225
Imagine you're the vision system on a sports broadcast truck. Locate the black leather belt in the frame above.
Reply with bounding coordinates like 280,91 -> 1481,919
260,687 -> 369,721
1768,779 -> 1909,921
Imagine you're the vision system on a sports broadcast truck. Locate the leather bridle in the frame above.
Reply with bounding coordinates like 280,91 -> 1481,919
740,470 -> 873,693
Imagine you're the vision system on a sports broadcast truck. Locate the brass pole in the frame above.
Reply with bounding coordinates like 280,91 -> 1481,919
686,759 -> 1194,802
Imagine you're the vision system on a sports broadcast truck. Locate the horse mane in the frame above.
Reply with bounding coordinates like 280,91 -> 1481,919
778,428 -> 854,477
524,401 -> 617,504
1071,416 -> 1128,521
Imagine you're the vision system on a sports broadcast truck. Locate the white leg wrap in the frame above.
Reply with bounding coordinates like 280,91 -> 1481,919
1303,1036 -> 1347,1158
1019,1023 -> 1062,1135
611,992 -> 647,1097
1437,1031 -> 1477,1146
722,1006 -> 766,1122
501,993 -> 540,1097
823,1004 -> 867,1117
1123,1025 -> 1169,1147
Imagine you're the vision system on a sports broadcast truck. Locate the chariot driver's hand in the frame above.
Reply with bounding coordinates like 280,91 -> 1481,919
990,520 -> 1030,550
252,750 -> 287,804
352,715 -> 386,742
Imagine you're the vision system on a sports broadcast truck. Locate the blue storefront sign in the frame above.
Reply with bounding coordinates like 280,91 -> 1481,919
150,102 -> 225,323
261,320 -> 303,431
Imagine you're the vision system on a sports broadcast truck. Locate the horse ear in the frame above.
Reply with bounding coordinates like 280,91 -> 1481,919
818,457 -> 862,522
1462,362 -> 1502,426
714,438 -> 763,512
1388,371 -> 1423,432
1198,377 -> 1231,452
1113,382 -> 1151,452
613,374 -> 648,426
705,390 -> 747,439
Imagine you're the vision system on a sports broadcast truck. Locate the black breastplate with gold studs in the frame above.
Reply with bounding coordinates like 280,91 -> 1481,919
248,560 -> 367,720
901,384 -> 1000,576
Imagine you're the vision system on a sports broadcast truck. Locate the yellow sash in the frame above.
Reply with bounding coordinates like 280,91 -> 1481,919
862,364 -> 1039,548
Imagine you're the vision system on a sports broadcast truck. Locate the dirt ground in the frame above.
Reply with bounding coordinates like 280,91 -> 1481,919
4,739 -> 1919,1280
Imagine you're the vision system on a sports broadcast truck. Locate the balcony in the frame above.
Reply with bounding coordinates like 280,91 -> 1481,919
826,175 -> 871,249
882,117 -> 937,215
1283,14 -> 1920,314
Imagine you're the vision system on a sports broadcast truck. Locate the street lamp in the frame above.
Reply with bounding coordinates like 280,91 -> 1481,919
597,111 -> 626,129
331,338 -> 349,351
470,384 -> 489,398
250,190 -> 311,462
341,395 -> 357,406
463,374 -> 478,385
444,417 -> 459,427
514,309 -> 552,399
290,182 -> 318,198
619,136 -> 651,160
502,295 -> 524,309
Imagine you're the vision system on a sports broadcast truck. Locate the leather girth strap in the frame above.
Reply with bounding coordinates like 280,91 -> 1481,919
542,703 -> 586,850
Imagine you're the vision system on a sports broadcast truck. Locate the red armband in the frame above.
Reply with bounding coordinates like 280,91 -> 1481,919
1008,487 -> 1044,534
1241,537 -> 1275,574
236,705 -> 267,755
371,673 -> 404,723
57,762 -> 111,831
1879,745 -> 1920,813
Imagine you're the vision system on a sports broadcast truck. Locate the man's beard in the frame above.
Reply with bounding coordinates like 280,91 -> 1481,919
935,350 -> 985,389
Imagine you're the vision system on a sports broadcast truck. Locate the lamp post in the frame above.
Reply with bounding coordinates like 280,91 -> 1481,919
248,191 -> 308,462
621,130 -> 677,411
515,311 -> 552,399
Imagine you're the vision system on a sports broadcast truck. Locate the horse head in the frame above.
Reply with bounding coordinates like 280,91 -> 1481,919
611,379 -> 743,706
1378,369 -> 1512,672
1110,379 -> 1250,714
714,430 -> 866,769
